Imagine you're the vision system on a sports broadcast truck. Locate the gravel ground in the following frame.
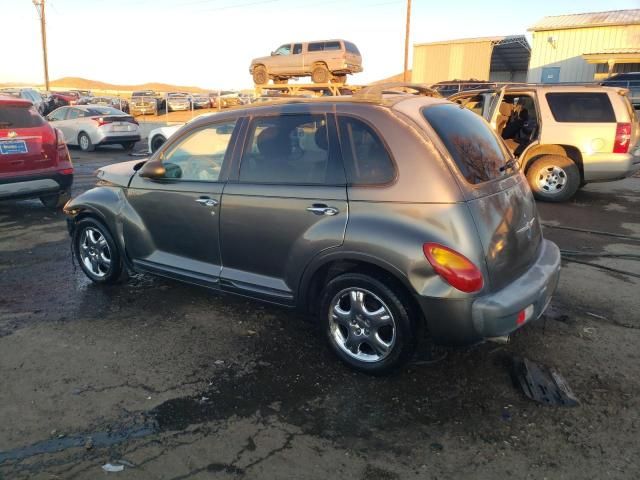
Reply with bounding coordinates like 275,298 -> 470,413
0,145 -> 638,480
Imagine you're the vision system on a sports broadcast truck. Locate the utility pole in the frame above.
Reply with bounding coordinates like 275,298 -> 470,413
33,0 -> 50,91
403,0 -> 411,82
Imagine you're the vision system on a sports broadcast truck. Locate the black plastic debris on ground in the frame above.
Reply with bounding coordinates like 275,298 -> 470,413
511,356 -> 579,407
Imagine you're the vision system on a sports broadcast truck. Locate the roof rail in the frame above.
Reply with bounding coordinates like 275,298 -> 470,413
353,82 -> 441,102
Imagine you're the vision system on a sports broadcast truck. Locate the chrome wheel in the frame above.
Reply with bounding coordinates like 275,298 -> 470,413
536,165 -> 567,194
79,227 -> 111,278
328,288 -> 396,363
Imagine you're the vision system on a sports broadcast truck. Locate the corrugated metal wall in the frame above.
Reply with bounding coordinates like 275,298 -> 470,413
527,25 -> 640,82
412,41 -> 494,83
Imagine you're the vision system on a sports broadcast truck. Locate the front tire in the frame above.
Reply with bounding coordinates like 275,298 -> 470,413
319,273 -> 417,374
73,218 -> 125,284
78,132 -> 94,152
526,155 -> 580,202
253,66 -> 268,85
151,135 -> 166,153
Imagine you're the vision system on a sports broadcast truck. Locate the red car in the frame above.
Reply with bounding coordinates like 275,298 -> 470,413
0,95 -> 73,208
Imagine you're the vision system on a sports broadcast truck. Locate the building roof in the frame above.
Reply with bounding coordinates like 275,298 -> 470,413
529,9 -> 640,31
415,35 -> 525,47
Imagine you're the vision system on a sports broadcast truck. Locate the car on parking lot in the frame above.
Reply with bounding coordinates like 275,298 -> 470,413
46,105 -> 141,152
130,90 -> 165,116
191,94 -> 211,109
250,39 -> 363,85
166,93 -> 191,112
0,87 -> 47,115
77,95 -> 130,113
148,124 -> 182,153
449,85 -> 640,201
601,72 -> 640,108
0,95 -> 73,208
65,88 -> 561,374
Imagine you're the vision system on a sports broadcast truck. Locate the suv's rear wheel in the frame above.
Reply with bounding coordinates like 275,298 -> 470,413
311,64 -> 330,83
40,189 -> 70,209
73,218 -> 125,284
253,66 -> 268,85
319,273 -> 417,374
526,155 -> 580,202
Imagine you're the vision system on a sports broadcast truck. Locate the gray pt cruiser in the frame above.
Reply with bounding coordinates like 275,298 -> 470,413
65,92 -> 561,374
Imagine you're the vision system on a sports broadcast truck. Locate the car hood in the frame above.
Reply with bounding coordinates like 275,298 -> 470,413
251,55 -> 271,66
96,159 -> 145,187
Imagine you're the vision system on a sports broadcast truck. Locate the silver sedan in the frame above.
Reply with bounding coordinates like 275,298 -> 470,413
46,105 -> 141,151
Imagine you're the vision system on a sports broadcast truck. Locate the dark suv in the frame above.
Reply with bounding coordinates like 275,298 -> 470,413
1,95 -> 73,208
64,91 -> 560,373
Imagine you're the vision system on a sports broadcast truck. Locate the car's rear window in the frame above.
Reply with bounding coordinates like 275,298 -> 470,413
345,41 -> 360,55
422,104 -> 510,185
0,105 -> 45,128
545,93 -> 615,123
86,107 -> 123,116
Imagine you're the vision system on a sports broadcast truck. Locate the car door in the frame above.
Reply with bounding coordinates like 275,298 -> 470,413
62,108 -> 83,145
219,109 -> 348,304
450,88 -> 505,129
271,44 -> 292,75
46,107 -> 71,142
124,119 -> 240,285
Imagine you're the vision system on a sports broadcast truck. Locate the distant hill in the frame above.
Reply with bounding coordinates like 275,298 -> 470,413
1,77 -> 212,93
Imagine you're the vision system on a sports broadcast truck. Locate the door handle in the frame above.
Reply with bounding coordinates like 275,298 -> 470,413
195,197 -> 218,207
306,204 -> 339,216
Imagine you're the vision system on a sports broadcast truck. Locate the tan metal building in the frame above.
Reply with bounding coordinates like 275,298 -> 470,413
411,36 -> 531,84
527,9 -> 640,83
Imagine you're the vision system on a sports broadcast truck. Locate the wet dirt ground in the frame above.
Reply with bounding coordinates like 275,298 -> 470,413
1,146 -> 639,479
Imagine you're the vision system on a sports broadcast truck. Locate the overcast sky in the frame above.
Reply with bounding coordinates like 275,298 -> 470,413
2,0 -> 638,89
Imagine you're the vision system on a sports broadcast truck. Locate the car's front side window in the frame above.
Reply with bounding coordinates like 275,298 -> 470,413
239,114 -> 344,185
160,121 -> 237,182
275,44 -> 291,55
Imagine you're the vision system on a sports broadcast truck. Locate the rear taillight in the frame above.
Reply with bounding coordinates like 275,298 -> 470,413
613,123 -> 631,154
93,117 -> 109,127
55,128 -> 66,146
423,243 -> 484,293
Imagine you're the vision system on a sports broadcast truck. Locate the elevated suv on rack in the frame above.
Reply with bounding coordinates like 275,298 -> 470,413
1,95 -> 73,208
64,86 -> 560,373
250,39 -> 362,85
450,85 -> 640,201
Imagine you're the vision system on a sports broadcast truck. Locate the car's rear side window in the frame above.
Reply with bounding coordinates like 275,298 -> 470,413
545,93 -> 615,123
338,117 -> 395,185
0,105 -> 45,128
422,104 -> 510,185
308,42 -> 323,52
345,42 -> 360,55
324,41 -> 341,51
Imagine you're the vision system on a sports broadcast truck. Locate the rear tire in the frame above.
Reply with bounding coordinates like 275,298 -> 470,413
73,218 -> 126,284
40,189 -> 70,209
253,66 -> 268,85
311,64 -> 330,83
526,155 -> 580,202
318,273 -> 417,375
78,132 -> 94,152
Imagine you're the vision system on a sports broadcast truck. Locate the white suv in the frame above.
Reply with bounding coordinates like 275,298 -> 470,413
450,85 -> 640,201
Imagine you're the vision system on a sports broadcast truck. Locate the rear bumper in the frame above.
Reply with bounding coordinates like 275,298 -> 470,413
582,148 -> 640,182
0,172 -> 73,200
416,239 -> 561,345
97,135 -> 141,146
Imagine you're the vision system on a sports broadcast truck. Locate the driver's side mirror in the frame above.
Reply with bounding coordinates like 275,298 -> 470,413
138,159 -> 166,179
46,115 -> 54,122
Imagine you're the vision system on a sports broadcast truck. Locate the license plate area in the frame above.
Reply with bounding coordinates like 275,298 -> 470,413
0,140 -> 27,154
